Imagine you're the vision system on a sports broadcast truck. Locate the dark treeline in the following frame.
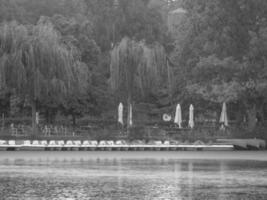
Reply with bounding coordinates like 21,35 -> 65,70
0,0 -> 267,135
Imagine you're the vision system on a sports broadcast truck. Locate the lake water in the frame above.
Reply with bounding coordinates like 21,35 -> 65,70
0,151 -> 267,200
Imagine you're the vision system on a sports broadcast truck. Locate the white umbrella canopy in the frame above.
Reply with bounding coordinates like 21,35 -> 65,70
174,104 -> 182,128
118,102 -> 123,125
188,104 -> 194,128
129,103 -> 133,126
219,102 -> 228,126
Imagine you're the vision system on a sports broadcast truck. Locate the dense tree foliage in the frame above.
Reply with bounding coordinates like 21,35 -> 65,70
85,0 -> 168,51
170,0 -> 267,130
0,0 -> 267,135
0,19 -> 87,132
110,37 -> 172,124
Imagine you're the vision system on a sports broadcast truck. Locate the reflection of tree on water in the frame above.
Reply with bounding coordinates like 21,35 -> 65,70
188,162 -> 193,200
218,161 -> 226,200
174,162 -> 182,199
116,158 -> 122,196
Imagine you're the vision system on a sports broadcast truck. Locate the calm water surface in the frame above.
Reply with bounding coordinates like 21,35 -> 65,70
0,151 -> 267,200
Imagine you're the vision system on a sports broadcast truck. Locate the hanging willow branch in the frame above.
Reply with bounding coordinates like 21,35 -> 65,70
0,20 -> 88,130
110,37 -> 169,100
0,20 -> 84,101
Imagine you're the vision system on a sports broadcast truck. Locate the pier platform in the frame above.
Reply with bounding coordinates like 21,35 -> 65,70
0,140 -> 234,151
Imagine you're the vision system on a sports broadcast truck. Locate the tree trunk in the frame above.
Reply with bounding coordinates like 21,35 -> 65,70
1,113 -> 4,131
45,110 -> 49,124
167,59 -> 173,107
72,114 -> 76,127
31,100 -> 37,135
127,95 -> 132,132
247,105 -> 257,131
235,109 -> 244,125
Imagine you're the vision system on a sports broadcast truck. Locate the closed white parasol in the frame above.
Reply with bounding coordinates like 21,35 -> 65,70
174,104 -> 182,128
118,102 -> 123,125
129,103 -> 133,126
220,102 -> 228,127
189,104 -> 194,128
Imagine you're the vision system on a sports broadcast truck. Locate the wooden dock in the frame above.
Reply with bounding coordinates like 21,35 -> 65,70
0,140 -> 234,151
216,139 -> 266,150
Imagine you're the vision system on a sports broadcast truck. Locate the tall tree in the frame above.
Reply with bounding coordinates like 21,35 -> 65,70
50,14 -> 106,120
0,19 -> 85,133
85,0 -> 168,51
171,0 -> 267,130
110,37 -> 169,125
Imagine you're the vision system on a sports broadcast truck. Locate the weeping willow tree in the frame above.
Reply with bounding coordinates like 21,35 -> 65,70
110,37 -> 169,127
0,20 -> 83,134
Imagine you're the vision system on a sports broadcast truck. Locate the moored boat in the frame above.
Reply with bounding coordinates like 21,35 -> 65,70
169,140 -> 180,151
0,140 -> 8,151
106,140 -> 114,151
147,140 -> 162,151
115,140 -> 129,151
31,140 -> 46,150
20,140 -> 33,151
81,140 -> 90,150
216,139 -> 265,150
73,140 -> 81,151
162,141 -> 170,151
130,140 -> 145,151
7,140 -> 21,151
47,140 -> 63,151
88,140 -> 98,151
63,140 -> 81,151
63,140 -> 73,151
98,140 -> 107,151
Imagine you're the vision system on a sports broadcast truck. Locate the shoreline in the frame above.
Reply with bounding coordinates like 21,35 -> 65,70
1,138 -> 266,151
1,151 -> 267,161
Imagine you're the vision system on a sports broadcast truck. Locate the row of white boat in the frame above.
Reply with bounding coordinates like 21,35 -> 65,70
0,139 -> 234,151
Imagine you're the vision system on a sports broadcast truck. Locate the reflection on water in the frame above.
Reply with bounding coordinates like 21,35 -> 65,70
0,152 -> 267,200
